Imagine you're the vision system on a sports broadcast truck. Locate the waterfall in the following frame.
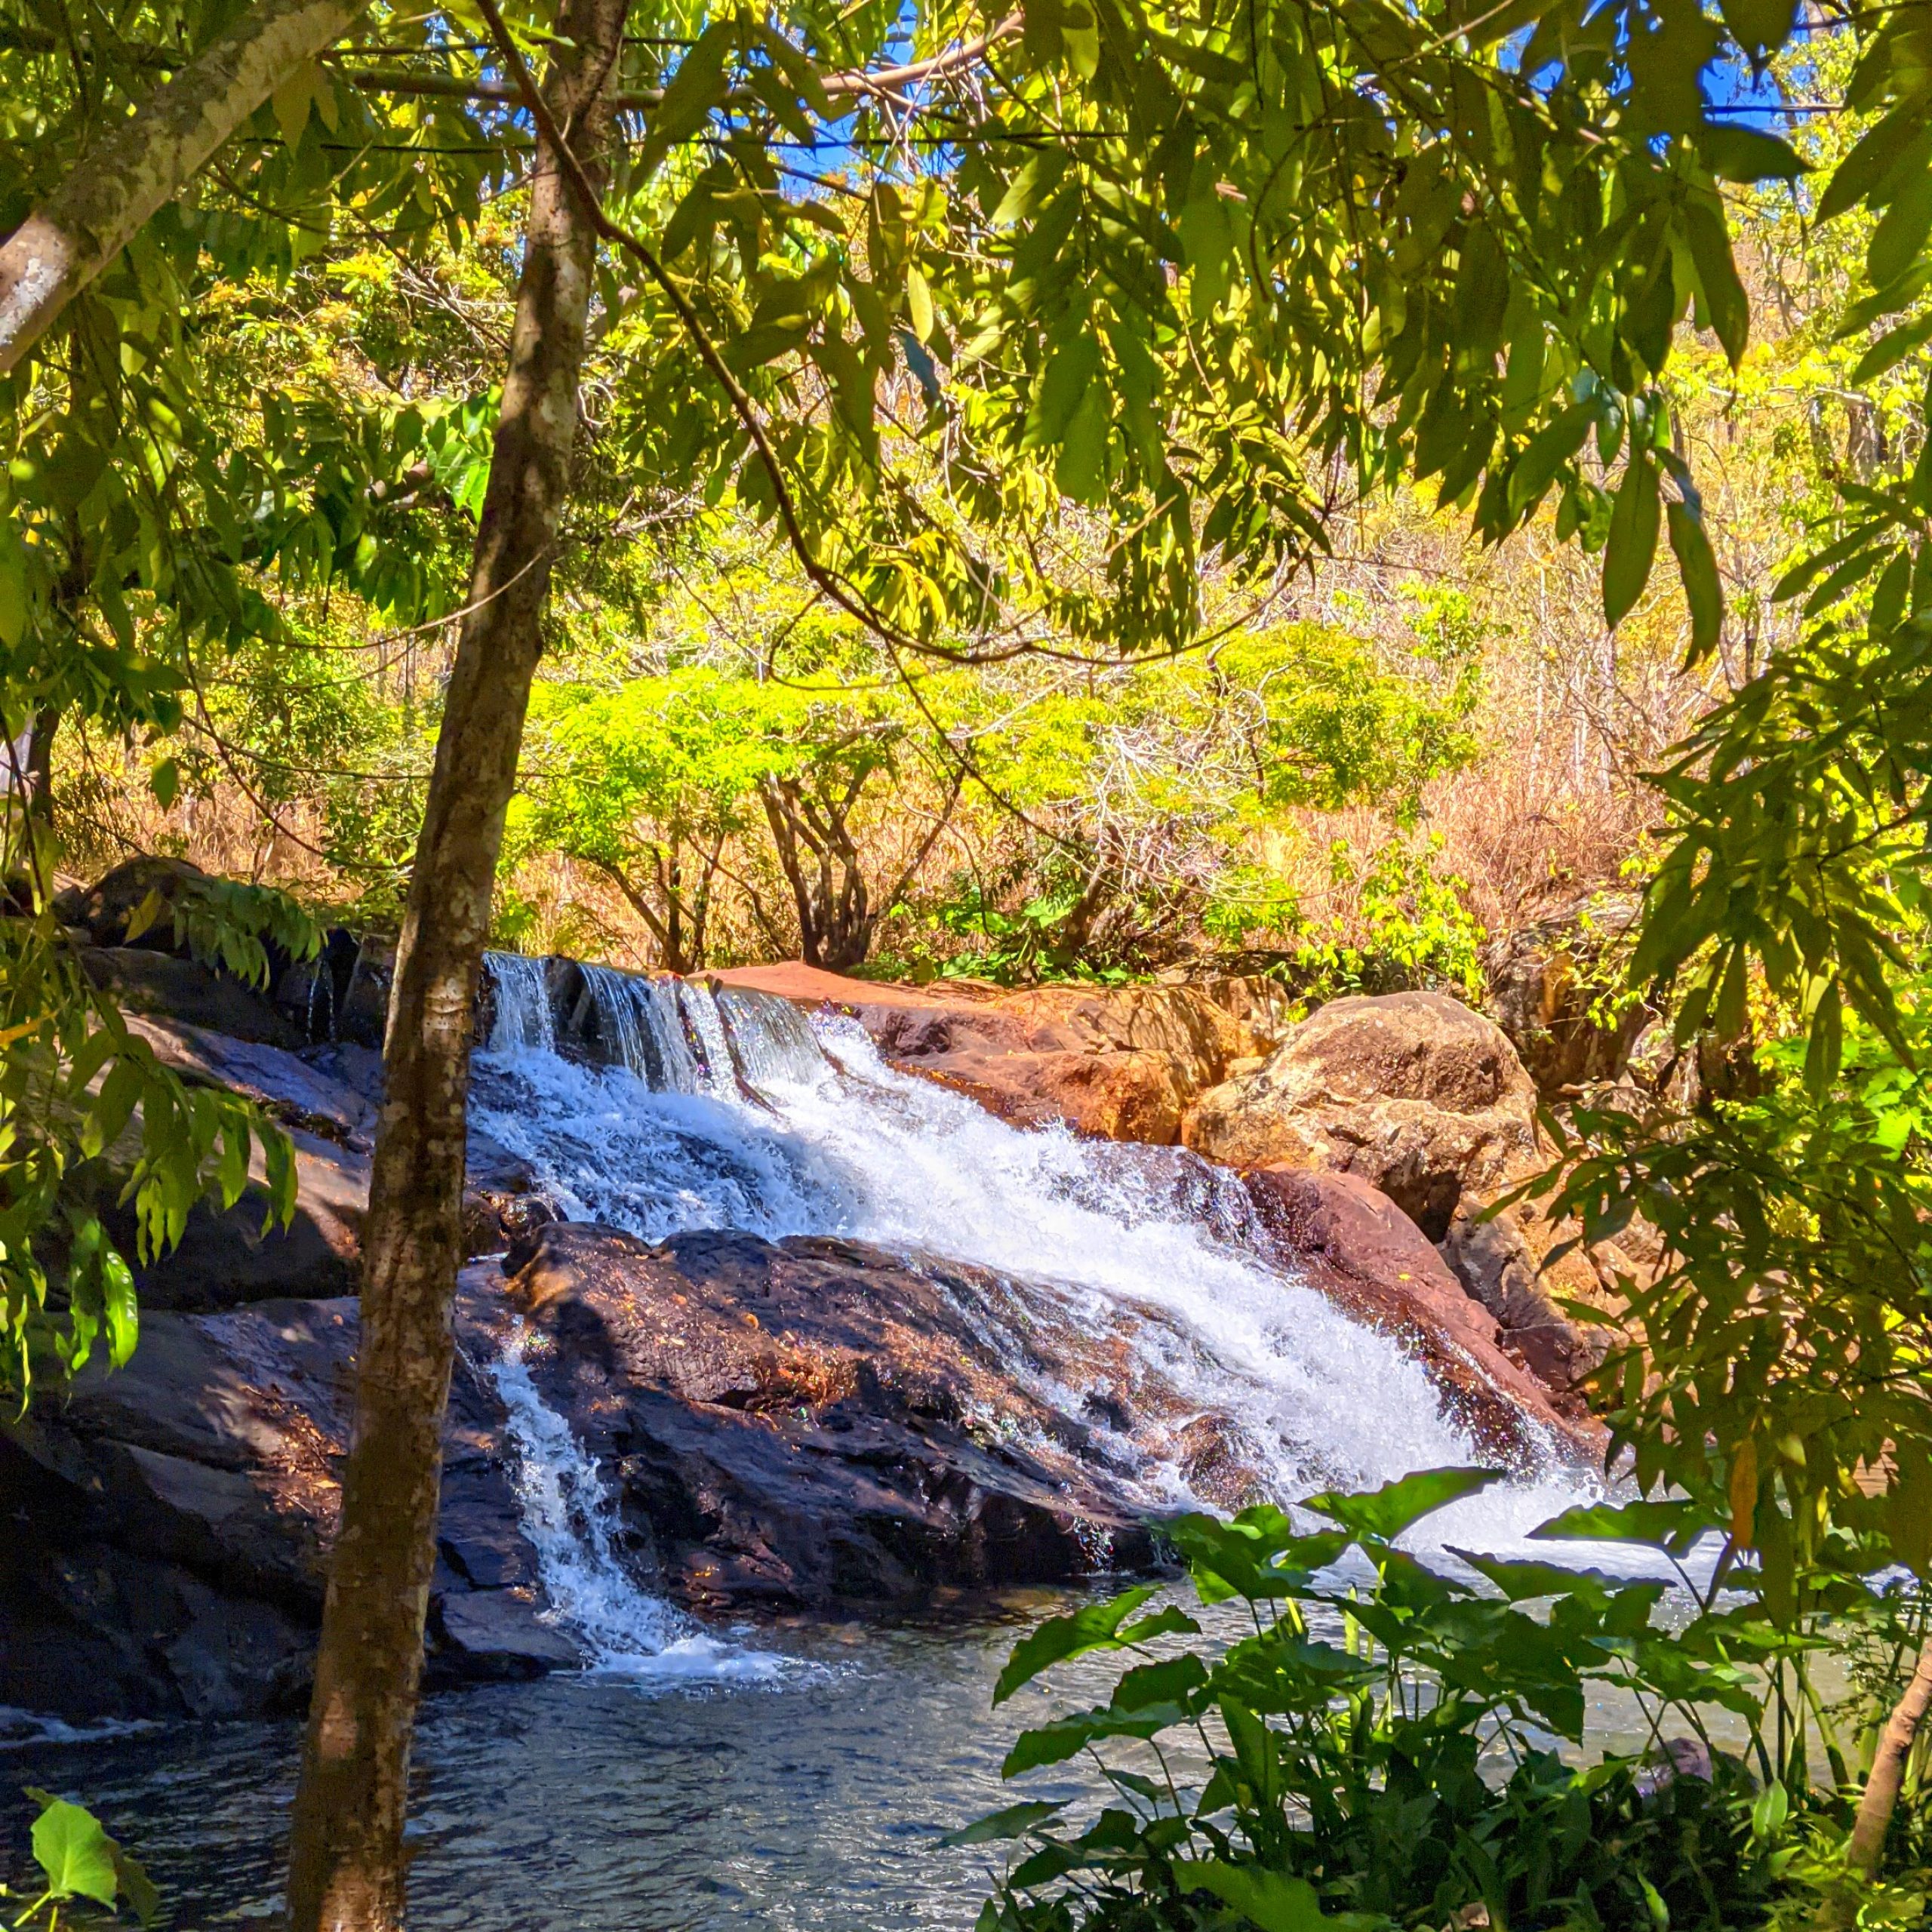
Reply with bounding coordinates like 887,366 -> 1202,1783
470,973 -> 1606,1565
491,1336 -> 783,1684
487,952 -> 556,1054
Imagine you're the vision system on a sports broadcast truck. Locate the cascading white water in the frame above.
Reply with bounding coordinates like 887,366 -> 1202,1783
490,1335 -> 783,1683
488,952 -> 557,1054
473,955 -> 1613,1581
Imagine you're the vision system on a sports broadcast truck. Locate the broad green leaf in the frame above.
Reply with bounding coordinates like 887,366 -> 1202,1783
939,1800 -> 1067,1847
992,1584 -> 1160,1703
1717,0 -> 1795,57
1700,123 -> 1807,183
1666,492 -> 1722,664
1171,1860 -> 1327,1932
1530,1497 -> 1712,1558
29,1795 -> 119,1906
1817,106 -> 1929,225
1303,1466 -> 1501,1543
1682,199 -> 1749,365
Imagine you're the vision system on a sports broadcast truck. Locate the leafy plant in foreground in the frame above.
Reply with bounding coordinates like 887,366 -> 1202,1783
958,1470 -> 1873,1932
2,1792 -> 155,1930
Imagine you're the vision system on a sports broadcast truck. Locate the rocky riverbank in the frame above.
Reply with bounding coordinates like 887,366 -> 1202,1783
4,863 -> 1623,1723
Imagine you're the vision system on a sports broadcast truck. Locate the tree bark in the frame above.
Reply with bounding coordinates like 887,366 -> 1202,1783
0,0 -> 374,376
1818,1632 -> 1932,1928
281,1 -> 625,1924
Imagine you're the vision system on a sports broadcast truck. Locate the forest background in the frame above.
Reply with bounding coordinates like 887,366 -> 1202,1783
36,45 -> 1862,999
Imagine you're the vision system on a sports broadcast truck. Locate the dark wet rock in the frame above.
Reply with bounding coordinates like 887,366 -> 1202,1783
1244,1168 -> 1599,1447
126,1015 -> 377,1149
335,936 -> 395,1048
81,946 -> 306,1050
434,1591 -> 581,1677
98,1128 -> 368,1312
0,1296 -> 543,1721
472,1224 -> 1163,1614
272,926 -> 362,1044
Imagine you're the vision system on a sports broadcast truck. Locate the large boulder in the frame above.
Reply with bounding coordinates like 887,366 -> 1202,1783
55,855 -> 209,952
1483,894 -> 1648,1099
1183,992 -> 1540,1239
712,962 -> 1264,1142
81,946 -> 306,1050
475,1223 -> 1161,1611
0,1295 -> 562,1722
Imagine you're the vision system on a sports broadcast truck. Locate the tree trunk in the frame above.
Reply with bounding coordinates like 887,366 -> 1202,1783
281,0 -> 624,1923
1818,1632 -> 1932,1928
0,0 -> 372,376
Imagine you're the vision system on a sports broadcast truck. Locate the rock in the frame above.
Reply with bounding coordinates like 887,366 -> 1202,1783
474,1224 -> 1161,1612
713,962 -> 1259,1142
1483,894 -> 1647,1098
1244,1168 -> 1598,1451
125,1015 -> 378,1149
272,927 -> 363,1044
82,946 -> 306,1049
1437,1202 -> 1601,1396
434,1591 -> 582,1677
1183,992 -> 1540,1239
55,856 -> 211,952
0,1296 -> 544,1721
337,935 -> 396,1048
97,1128 -> 368,1311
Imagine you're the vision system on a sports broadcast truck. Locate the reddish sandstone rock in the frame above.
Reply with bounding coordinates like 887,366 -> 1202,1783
1184,992 -> 1540,1238
1246,1168 -> 1598,1450
713,962 -> 1256,1141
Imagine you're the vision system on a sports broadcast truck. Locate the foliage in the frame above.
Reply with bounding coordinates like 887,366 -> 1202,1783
1205,836 -> 1486,1003
1523,980 -> 1932,1625
3,1791 -> 155,1930
960,1472 -> 1917,1932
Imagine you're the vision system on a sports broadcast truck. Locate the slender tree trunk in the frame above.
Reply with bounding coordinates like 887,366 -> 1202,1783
0,0 -> 371,374
281,2 -> 624,1924
1819,1633 -> 1932,1928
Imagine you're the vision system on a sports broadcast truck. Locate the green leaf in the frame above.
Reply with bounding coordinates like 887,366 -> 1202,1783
1603,453 -> 1661,629
1752,1779 -> 1790,1841
1699,124 -> 1807,183
1851,309 -> 1932,386
638,23 -> 734,180
1055,386 -> 1109,503
1869,162 -> 1932,292
29,1795 -> 120,1906
1171,1860 -> 1327,1932
904,265 -> 934,343
150,757 -> 180,811
1303,1466 -> 1501,1543
1818,107 -> 1928,225
1716,0 -> 1795,57
1682,198 -> 1749,364
1530,1497 -> 1712,1558
1666,494 -> 1723,664
940,1800 -> 1068,1847
1804,975 -> 1843,1097
992,1584 -> 1161,1703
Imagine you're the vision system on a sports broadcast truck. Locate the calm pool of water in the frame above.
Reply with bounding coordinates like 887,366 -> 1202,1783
0,1586 -> 1709,1932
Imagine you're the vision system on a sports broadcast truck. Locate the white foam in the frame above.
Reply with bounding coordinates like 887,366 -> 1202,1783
491,1337 -> 786,1686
